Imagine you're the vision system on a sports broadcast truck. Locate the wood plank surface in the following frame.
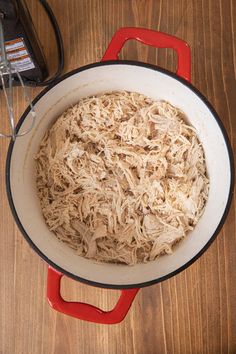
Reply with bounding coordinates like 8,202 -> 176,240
0,0 -> 235,353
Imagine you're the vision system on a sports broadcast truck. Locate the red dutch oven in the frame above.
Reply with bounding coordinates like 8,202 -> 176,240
6,28 -> 234,324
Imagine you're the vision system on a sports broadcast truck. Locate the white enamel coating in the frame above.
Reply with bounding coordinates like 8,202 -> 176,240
8,64 -> 231,286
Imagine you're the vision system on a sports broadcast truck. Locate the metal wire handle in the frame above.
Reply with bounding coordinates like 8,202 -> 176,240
0,12 -> 36,140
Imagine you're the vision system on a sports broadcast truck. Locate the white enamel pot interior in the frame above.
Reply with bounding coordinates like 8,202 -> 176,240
6,61 -> 234,289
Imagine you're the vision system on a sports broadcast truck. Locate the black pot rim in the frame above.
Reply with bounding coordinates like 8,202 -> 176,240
5,60 -> 235,290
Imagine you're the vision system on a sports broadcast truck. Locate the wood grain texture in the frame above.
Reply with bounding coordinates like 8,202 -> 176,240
0,0 -> 235,353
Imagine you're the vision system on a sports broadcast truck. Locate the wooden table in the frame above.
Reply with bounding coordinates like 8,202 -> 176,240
0,1 -> 235,353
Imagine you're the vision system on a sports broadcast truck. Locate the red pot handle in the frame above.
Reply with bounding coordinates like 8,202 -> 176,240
102,27 -> 191,81
47,266 -> 139,324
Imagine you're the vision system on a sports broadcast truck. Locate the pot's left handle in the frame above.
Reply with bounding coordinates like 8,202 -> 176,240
102,27 -> 191,81
47,266 -> 139,324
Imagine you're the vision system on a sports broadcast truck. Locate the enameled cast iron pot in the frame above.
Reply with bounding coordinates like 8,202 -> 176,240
6,28 -> 234,324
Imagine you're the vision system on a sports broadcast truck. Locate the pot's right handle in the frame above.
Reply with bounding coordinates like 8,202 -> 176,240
102,27 -> 191,81
47,266 -> 139,324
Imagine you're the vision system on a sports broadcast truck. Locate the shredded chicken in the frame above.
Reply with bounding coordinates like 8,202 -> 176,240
35,91 -> 209,265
